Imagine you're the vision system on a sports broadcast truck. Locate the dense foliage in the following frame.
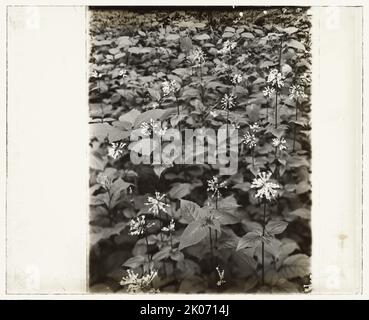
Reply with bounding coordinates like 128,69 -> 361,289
89,7 -> 312,293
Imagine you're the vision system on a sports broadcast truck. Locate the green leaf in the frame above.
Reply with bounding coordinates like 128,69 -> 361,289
168,183 -> 192,199
265,221 -> 288,235
152,247 -> 171,261
295,181 -> 311,194
179,199 -> 200,223
123,255 -> 146,268
90,151 -> 107,171
133,109 -> 166,128
179,277 -> 206,293
179,221 -> 208,250
236,231 -> 262,251
290,208 -> 310,219
222,32 -> 234,38
147,88 -> 161,101
232,182 -> 251,191
90,222 -> 127,246
118,109 -> 141,125
283,27 -> 299,34
287,39 -> 305,51
244,275 -> 259,292
193,34 -> 210,41
128,47 -> 153,54
167,34 -> 180,41
279,254 -> 310,279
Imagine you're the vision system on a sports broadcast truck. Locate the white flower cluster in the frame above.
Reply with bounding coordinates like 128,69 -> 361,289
216,266 -> 226,286
267,69 -> 284,88
231,73 -> 243,85
243,132 -> 257,149
120,269 -> 158,293
140,119 -> 167,137
189,48 -> 206,66
96,173 -> 112,190
107,142 -> 126,160
161,219 -> 175,233
289,84 -> 307,101
263,86 -> 276,98
145,192 -> 169,216
249,123 -> 260,132
207,176 -> 227,199
219,40 -> 237,55
221,93 -> 237,110
272,137 -> 287,151
92,70 -> 102,78
118,69 -> 128,78
128,216 -> 153,236
162,80 -> 179,96
251,171 -> 281,201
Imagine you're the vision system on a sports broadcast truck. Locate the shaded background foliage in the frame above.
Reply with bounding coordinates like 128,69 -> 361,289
88,7 -> 312,293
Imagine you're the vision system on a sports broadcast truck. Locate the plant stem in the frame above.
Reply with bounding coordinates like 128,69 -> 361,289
215,198 -> 218,251
274,89 -> 278,129
275,38 -> 283,129
145,232 -> 151,264
209,227 -> 215,269
261,201 -> 267,286
293,101 -> 298,152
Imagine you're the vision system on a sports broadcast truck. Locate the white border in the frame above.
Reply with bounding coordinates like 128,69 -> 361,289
0,2 -> 367,299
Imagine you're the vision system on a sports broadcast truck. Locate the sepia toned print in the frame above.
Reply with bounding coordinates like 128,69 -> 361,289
88,7 -> 312,293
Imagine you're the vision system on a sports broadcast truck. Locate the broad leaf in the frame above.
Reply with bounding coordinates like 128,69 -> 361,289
265,221 -> 288,235
179,221 -> 208,250
279,254 -> 310,279
236,231 -> 262,251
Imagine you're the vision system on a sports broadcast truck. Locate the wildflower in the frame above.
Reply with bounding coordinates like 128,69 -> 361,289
272,137 -> 287,151
107,142 -> 126,160
210,110 -> 219,118
162,80 -> 178,96
91,70 -> 102,78
301,72 -> 312,84
219,40 -> 237,55
263,86 -> 275,98
207,176 -> 227,199
145,192 -> 169,216
118,69 -> 127,78
267,69 -> 284,88
214,61 -> 230,74
289,84 -> 307,101
249,123 -> 260,132
239,12 -> 244,17
231,73 -> 243,85
216,266 -> 226,286
243,132 -> 257,149
120,269 -> 158,293
161,219 -> 175,233
251,171 -> 281,201
129,216 -> 152,236
221,93 -> 236,110
96,173 -> 112,190
189,48 -> 205,66
140,119 -> 167,137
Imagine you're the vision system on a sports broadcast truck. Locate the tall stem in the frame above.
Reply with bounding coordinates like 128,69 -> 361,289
145,232 -> 151,264
293,101 -> 298,152
215,198 -> 218,251
274,90 -> 278,129
261,201 -> 266,285
275,38 -> 283,129
209,227 -> 214,269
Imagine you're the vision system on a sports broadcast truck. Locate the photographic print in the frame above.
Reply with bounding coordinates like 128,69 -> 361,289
88,7 -> 312,294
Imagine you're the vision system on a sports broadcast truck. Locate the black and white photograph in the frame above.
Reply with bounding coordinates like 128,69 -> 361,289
88,7 -> 312,294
